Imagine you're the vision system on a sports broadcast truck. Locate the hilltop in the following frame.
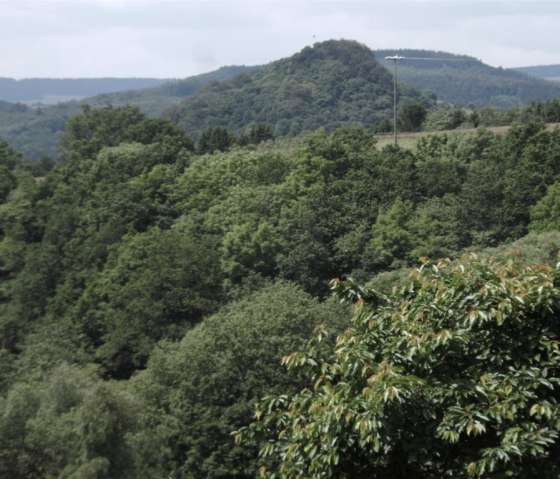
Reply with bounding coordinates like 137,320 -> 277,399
376,49 -> 560,108
166,40 -> 430,138
0,41 -> 429,158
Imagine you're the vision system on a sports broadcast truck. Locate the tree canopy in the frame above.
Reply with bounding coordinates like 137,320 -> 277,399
238,255 -> 560,478
2,104 -> 560,478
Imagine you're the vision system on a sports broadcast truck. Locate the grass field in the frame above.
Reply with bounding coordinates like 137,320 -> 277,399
374,123 -> 560,150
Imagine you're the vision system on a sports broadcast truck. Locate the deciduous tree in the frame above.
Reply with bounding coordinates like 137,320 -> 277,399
238,255 -> 560,478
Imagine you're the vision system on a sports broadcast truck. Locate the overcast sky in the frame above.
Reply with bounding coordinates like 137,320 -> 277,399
1,0 -> 559,79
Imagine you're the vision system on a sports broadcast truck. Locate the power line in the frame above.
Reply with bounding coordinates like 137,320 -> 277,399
394,57 -> 478,62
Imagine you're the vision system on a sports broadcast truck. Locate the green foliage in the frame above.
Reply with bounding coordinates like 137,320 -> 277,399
370,198 -> 415,268
523,98 -> 560,123
408,194 -> 463,259
0,141 -> 20,203
0,66 -> 256,160
1,106 -> 195,362
77,222 -> 223,377
416,147 -> 466,198
130,282 -> 349,479
398,101 -> 427,132
0,363 -> 137,479
423,105 -> 466,131
238,256 -> 560,478
484,231 -> 560,268
197,125 -> 236,154
239,123 -> 275,146
60,105 -> 194,161
221,221 -> 283,287
2,44 -> 559,163
4,102 -> 560,479
530,182 -> 560,233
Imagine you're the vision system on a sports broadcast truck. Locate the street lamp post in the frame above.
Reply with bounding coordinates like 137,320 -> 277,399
385,55 -> 405,146
383,54 -> 476,146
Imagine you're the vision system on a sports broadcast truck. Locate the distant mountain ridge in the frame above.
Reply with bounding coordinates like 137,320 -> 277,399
0,77 -> 172,104
512,65 -> 560,82
376,49 -> 560,108
166,40 -> 429,138
0,66 -> 259,159
89,65 -> 262,117
2,41 -> 560,160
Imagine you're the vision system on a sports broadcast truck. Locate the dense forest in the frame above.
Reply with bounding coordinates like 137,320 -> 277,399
376,49 -> 560,108
2,95 -> 560,477
166,40 -> 430,138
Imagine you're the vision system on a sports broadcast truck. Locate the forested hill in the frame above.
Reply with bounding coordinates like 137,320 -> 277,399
87,65 -> 261,117
376,49 -> 560,108
166,40 -> 430,138
512,64 -> 560,82
4,42 -> 560,160
0,77 -> 171,104
0,65 -> 259,159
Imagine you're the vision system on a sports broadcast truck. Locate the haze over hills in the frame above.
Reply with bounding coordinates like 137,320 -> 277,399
0,78 -> 172,104
512,65 -> 560,83
376,49 -> 560,108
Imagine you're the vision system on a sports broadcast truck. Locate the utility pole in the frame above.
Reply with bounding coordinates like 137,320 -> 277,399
385,55 -> 405,146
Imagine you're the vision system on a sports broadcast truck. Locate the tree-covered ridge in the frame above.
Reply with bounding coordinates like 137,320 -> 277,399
376,49 -> 560,108
4,41 -> 560,161
0,65 -> 259,160
513,64 -> 560,82
166,40 -> 431,138
3,106 -> 560,477
90,65 -> 262,117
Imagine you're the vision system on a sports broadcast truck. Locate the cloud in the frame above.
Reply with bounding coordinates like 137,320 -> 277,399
0,0 -> 559,77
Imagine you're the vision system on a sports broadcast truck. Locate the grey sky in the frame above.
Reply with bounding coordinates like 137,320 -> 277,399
0,0 -> 558,79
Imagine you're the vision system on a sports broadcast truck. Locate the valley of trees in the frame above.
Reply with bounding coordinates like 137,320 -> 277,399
3,39 -> 560,478
2,99 -> 560,477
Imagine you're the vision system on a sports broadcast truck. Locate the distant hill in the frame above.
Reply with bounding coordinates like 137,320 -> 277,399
376,50 -> 560,108
0,78 -> 173,104
0,66 -> 259,159
166,40 -> 429,138
89,65 -> 262,117
512,65 -> 560,83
